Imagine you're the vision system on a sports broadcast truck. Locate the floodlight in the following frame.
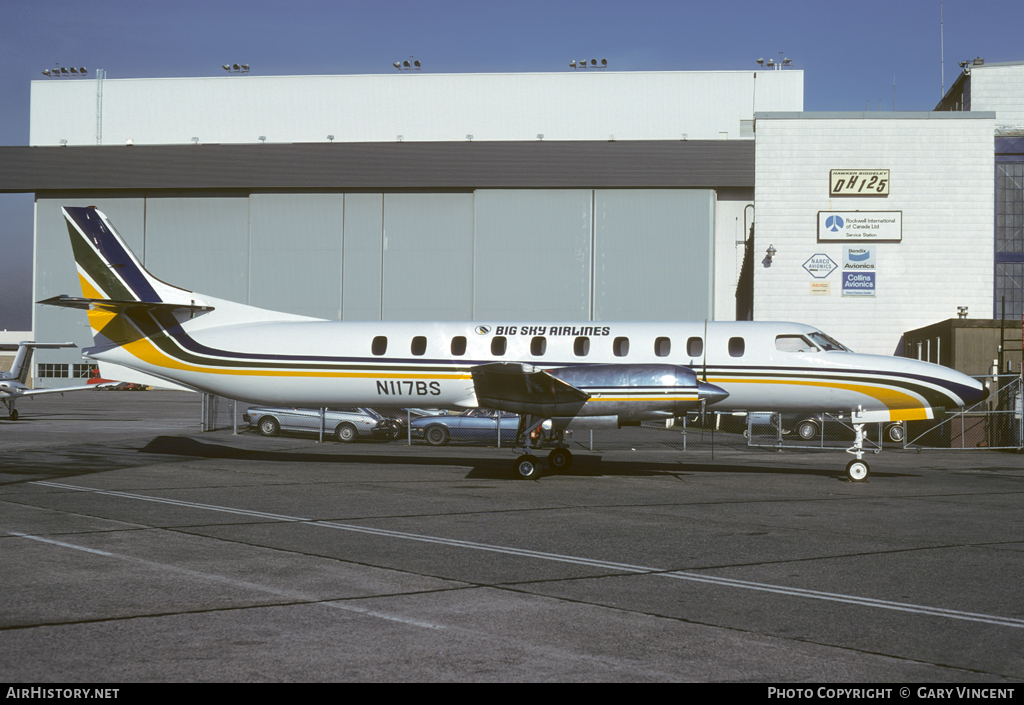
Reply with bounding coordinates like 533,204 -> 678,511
223,65 -> 231,71
403,60 -> 411,68
79,67 -> 86,74
233,64 -> 240,71
60,67 -> 69,74
590,59 -> 597,67
757,58 -> 764,66
70,67 -> 78,75
393,62 -> 400,69
413,60 -> 420,69
601,59 -> 607,67
569,60 -> 576,68
41,69 -> 51,76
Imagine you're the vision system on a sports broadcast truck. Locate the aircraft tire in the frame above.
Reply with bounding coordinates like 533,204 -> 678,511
336,423 -> 358,443
797,420 -> 818,441
425,425 -> 450,446
845,459 -> 870,482
9,409 -> 18,421
258,416 -> 279,436
514,454 -> 541,480
547,448 -> 573,470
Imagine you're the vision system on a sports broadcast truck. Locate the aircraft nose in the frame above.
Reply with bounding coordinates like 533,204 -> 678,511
698,381 -> 730,406
961,376 -> 987,406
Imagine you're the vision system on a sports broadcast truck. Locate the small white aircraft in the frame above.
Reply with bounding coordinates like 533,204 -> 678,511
41,206 -> 986,481
0,341 -> 106,419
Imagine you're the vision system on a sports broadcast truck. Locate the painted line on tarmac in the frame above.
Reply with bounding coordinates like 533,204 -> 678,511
7,529 -> 445,631
30,480 -> 1024,629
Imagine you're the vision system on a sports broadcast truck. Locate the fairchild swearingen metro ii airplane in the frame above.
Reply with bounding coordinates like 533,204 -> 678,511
42,206 -> 986,481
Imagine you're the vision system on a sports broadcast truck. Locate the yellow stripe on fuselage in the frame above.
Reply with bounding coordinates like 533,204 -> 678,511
709,376 -> 931,421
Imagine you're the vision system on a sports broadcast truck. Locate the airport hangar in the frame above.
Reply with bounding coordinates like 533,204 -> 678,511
0,64 -> 1020,387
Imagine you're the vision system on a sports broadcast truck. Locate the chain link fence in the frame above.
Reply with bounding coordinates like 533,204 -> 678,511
198,375 -> 1023,453
905,375 -> 1023,450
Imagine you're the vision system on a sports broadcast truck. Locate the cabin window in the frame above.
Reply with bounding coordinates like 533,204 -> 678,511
574,336 -> 590,356
654,337 -> 671,357
613,337 -> 629,357
686,337 -> 703,357
371,336 -> 388,356
491,336 -> 507,356
411,336 -> 427,356
531,336 -> 547,356
775,335 -> 817,353
450,336 -> 467,356
728,337 -> 745,357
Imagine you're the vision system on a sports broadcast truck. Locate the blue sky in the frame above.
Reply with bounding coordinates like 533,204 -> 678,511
1,0 -> 1021,329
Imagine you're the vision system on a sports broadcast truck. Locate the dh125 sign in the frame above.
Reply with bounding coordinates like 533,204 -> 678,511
818,211 -> 902,241
830,169 -> 889,196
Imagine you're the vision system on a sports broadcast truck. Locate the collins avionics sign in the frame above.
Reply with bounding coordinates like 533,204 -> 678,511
818,212 -> 902,242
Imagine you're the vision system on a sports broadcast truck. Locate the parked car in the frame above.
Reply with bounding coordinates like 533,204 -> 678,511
410,408 -> 550,447
244,406 -> 397,442
745,411 -> 904,443
368,408 -> 433,438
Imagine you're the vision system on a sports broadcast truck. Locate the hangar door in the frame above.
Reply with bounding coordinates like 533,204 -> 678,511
473,189 -> 714,321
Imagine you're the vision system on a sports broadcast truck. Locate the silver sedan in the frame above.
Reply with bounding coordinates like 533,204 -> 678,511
243,406 -> 397,442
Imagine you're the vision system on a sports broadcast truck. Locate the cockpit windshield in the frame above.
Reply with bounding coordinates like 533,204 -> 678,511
807,331 -> 850,352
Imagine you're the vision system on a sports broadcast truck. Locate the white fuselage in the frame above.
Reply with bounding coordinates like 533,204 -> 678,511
88,310 -> 983,423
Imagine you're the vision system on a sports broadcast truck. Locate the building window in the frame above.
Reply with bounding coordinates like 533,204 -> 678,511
995,156 -> 1024,318
72,364 -> 94,378
37,364 -> 68,378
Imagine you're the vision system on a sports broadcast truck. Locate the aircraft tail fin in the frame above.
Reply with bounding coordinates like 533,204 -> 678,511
60,206 -> 197,307
0,342 -> 76,384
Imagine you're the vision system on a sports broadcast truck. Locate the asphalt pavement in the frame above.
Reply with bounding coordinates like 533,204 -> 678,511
2,391 -> 1023,682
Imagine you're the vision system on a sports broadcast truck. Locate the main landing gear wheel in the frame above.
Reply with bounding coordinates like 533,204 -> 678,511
513,454 -> 541,480
547,447 -> 573,470
9,409 -> 18,421
845,459 -> 870,482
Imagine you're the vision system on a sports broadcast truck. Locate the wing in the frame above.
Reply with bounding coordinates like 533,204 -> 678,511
470,362 -> 589,416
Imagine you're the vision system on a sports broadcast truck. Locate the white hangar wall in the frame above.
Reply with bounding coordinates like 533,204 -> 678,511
33,189 -> 718,384
30,70 -> 803,146
753,112 -> 995,356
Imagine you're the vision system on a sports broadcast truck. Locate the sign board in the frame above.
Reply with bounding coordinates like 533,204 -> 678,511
809,282 -> 831,295
842,271 -> 876,296
842,246 -> 876,297
803,253 -> 838,279
818,211 -> 902,242
830,169 -> 889,196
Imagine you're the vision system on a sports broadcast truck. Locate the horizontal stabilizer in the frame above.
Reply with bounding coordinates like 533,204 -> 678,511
471,362 -> 589,416
38,295 -> 215,317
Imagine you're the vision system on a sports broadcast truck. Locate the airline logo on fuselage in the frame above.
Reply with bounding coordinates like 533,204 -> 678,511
493,325 -> 612,336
